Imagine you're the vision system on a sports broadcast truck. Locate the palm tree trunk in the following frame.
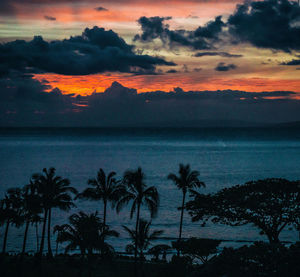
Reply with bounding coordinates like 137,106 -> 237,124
21,220 -> 30,256
2,219 -> 10,254
36,222 -> 39,253
47,208 -> 53,257
134,203 -> 141,261
39,209 -> 48,255
178,192 -> 186,256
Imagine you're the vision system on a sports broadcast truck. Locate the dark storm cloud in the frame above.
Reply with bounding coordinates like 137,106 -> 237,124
215,62 -> 237,71
0,26 -> 175,76
95,6 -> 108,12
228,0 -> 300,52
44,15 -> 56,21
194,51 -> 243,58
281,59 -> 300,66
134,16 -> 225,50
1,78 -> 300,127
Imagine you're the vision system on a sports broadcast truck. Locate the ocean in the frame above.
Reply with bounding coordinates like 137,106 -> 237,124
0,127 -> 300,254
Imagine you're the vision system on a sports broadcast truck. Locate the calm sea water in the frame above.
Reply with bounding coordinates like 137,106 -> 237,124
0,127 -> 300,254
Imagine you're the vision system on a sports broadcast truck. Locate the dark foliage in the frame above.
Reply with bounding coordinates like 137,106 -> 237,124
187,178 -> 300,243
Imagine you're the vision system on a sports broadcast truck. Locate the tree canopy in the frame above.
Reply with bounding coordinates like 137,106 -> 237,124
187,178 -> 300,243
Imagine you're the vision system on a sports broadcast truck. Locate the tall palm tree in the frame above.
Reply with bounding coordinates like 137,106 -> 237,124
1,188 -> 23,254
76,169 -> 119,227
32,167 -> 77,257
56,211 -> 119,257
31,214 -> 42,253
123,219 -> 163,260
20,181 -> 42,258
168,164 -> 205,255
116,167 -> 159,261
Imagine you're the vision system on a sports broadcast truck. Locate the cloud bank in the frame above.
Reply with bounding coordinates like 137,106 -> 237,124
1,79 -> 300,127
0,26 -> 175,77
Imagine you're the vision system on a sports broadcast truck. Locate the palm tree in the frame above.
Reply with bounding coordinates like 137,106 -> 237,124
20,181 -> 42,258
53,224 -> 65,256
56,211 -> 119,257
97,224 -> 119,257
31,214 -> 42,253
1,188 -> 23,254
116,167 -> 159,260
123,219 -> 164,260
168,164 -> 205,255
32,167 -> 77,257
76,169 -> 119,227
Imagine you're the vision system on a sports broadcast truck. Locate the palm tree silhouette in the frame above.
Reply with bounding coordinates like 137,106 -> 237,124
168,164 -> 205,255
116,167 -> 159,261
97,224 -> 119,257
56,211 -> 118,257
53,224 -> 65,256
31,214 -> 42,253
32,167 -> 77,257
1,188 -> 23,254
123,219 -> 163,260
76,169 -> 119,227
20,181 -> 42,258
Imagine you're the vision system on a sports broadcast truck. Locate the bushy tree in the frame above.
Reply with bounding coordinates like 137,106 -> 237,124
172,237 -> 221,263
187,178 -> 300,243
197,242 -> 300,277
56,211 -> 119,258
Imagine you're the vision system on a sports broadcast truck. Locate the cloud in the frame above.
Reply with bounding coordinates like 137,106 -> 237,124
194,51 -> 243,58
95,6 -> 108,12
1,79 -> 300,127
281,59 -> 300,66
215,62 -> 237,71
44,15 -> 56,21
228,0 -> 300,52
134,16 -> 225,50
134,16 -> 172,42
102,81 -> 137,98
0,26 -> 175,76
166,69 -> 178,73
0,75 -> 75,126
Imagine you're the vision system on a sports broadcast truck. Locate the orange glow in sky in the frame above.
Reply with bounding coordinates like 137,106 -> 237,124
34,73 -> 300,97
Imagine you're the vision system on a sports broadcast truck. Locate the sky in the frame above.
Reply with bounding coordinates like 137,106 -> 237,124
1,0 -> 300,126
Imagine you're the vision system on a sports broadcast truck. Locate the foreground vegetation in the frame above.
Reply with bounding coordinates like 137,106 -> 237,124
1,241 -> 300,277
1,164 -> 300,276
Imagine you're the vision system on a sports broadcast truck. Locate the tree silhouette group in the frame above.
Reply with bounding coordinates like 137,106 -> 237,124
1,165 -> 300,265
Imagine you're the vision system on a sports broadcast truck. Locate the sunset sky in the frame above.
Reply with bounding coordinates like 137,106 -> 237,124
1,0 -> 300,126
